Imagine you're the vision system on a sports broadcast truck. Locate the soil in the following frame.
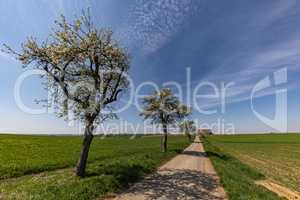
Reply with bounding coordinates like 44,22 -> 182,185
256,180 -> 300,200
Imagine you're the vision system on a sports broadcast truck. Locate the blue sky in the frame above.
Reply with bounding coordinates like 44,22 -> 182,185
0,0 -> 300,134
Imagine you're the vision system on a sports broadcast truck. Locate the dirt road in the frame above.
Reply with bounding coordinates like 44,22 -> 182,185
111,136 -> 227,200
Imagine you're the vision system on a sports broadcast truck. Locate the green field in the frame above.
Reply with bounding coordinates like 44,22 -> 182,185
0,134 -> 189,200
204,134 -> 300,200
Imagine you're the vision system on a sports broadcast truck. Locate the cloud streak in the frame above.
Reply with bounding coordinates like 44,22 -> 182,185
191,1 -> 300,109
120,0 -> 202,54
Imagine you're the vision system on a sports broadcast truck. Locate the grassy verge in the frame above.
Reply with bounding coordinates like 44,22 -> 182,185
202,137 -> 284,200
203,134 -> 300,193
0,135 -> 189,200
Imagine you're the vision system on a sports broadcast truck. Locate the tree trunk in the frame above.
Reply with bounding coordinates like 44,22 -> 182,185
185,130 -> 192,142
161,124 -> 168,152
75,123 -> 94,177
187,133 -> 192,142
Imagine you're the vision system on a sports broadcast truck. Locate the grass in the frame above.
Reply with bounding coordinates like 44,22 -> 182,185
203,134 -> 300,200
0,134 -> 189,200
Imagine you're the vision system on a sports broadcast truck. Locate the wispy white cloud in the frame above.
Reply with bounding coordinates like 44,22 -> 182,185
119,0 -> 202,54
254,0 -> 299,30
193,1 -> 300,109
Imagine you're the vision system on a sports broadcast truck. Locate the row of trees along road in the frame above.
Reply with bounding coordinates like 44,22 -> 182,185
3,11 -> 194,177
140,88 -> 191,152
179,120 -> 197,142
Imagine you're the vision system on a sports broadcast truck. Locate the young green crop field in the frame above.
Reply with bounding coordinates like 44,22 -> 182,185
0,134 -> 189,200
203,133 -> 300,200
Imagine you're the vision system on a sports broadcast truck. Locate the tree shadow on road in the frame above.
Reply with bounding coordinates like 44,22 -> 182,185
122,169 -> 226,200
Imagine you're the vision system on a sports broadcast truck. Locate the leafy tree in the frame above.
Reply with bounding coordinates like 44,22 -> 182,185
3,11 -> 130,177
179,120 -> 196,142
140,88 -> 190,152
